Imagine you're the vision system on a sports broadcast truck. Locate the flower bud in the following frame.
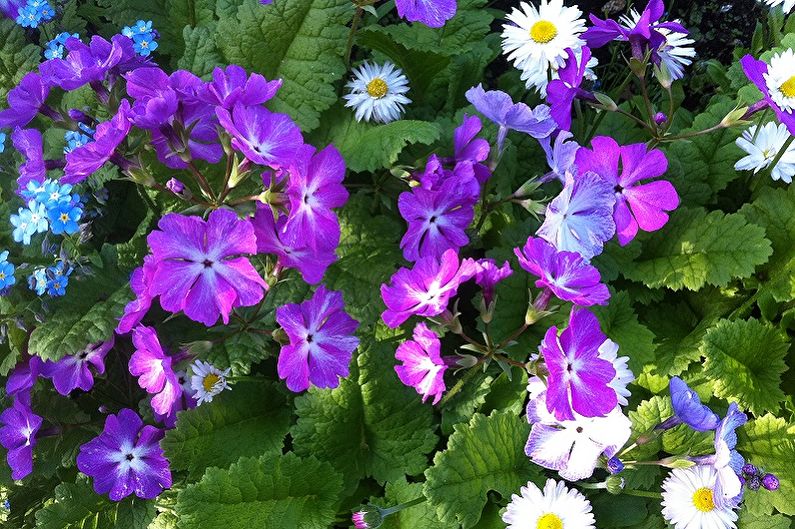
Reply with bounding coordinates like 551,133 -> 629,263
654,112 -> 667,125
742,463 -> 758,477
593,92 -> 618,112
658,456 -> 696,469
748,476 -> 762,491
762,473 -> 780,491
352,507 -> 384,529
606,475 -> 625,495
607,456 -> 624,475
720,106 -> 749,129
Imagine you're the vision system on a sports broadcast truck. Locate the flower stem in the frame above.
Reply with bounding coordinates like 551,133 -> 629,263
344,7 -> 364,67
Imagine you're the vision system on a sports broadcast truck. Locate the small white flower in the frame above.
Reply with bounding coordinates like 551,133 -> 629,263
598,339 -> 635,407
761,0 -> 795,14
343,62 -> 411,123
735,122 -> 795,183
190,360 -> 231,405
765,49 -> 795,113
501,0 -> 587,94
662,465 -> 739,529
503,478 -> 596,529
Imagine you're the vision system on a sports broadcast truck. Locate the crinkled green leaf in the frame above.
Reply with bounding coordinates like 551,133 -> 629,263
291,337 -> 437,494
216,0 -> 352,131
623,208 -> 772,291
178,25 -> 223,78
175,453 -> 343,529
0,19 -> 42,99
701,319 -> 789,415
625,396 -> 713,461
372,478 -> 458,529
593,291 -> 656,373
35,478 -> 156,529
738,511 -> 792,529
162,382 -> 291,480
423,410 -> 539,528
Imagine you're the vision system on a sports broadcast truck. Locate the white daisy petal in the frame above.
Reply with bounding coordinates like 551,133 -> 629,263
189,359 -> 232,405
735,122 -> 795,183
503,478 -> 596,529
343,61 -> 411,123
662,465 -> 739,529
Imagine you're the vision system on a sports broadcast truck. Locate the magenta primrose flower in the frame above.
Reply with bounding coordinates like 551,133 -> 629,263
11,127 -> 46,194
40,34 -> 139,91
146,208 -> 268,326
252,204 -> 336,284
540,309 -> 617,421
454,114 -> 491,170
275,285 -> 360,392
199,64 -> 282,109
515,236 -> 609,306
41,337 -> 115,395
473,258 -> 512,307
64,99 -> 132,184
76,408 -> 172,501
0,399 -> 42,480
129,326 -> 182,417
0,72 -> 50,129
395,0 -> 456,28
547,47 -> 593,131
5,357 -> 43,399
216,103 -> 304,170
117,255 -> 156,334
394,322 -> 452,404
576,136 -> 678,245
381,248 -> 477,328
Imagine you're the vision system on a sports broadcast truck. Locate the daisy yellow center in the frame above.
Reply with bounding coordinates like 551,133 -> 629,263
781,76 -> 795,98
692,487 -> 715,512
530,20 -> 558,44
202,373 -> 221,392
366,77 -> 388,99
536,513 -> 563,529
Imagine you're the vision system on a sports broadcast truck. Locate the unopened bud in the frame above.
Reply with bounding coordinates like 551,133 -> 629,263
352,507 -> 383,529
720,106 -> 749,128
166,178 -> 188,197
606,475 -> 625,495
607,456 -> 624,475
658,456 -> 696,469
748,476 -> 762,491
594,92 -> 618,112
271,328 -> 288,345
762,473 -> 780,491
654,112 -> 668,125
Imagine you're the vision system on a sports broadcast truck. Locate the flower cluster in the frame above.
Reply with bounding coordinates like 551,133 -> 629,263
15,0 -> 54,28
12,179 -> 83,244
121,20 -> 159,57
44,32 -> 79,60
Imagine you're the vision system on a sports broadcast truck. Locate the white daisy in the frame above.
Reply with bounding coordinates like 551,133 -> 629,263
501,0 -> 587,94
618,10 -> 695,81
343,62 -> 411,123
762,0 -> 795,14
662,465 -> 739,529
598,339 -> 635,407
735,122 -> 795,183
190,360 -> 231,405
765,49 -> 795,113
503,478 -> 596,529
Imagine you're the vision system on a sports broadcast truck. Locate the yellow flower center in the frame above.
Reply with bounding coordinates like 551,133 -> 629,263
530,20 -> 558,44
781,76 -> 795,98
60,213 -> 69,222
537,513 -> 563,529
692,487 -> 715,512
366,78 -> 388,99
203,373 -> 221,392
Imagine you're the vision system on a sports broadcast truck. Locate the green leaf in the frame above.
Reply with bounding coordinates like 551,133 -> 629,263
701,319 -> 789,415
28,282 -> 132,361
623,208 -> 772,291
291,337 -> 437,494
738,511 -> 792,529
35,478 -> 156,529
625,396 -> 713,461
175,453 -> 343,529
162,382 -> 292,480
216,0 -> 352,131
593,291 -> 656,373
178,25 -> 223,79
309,103 -> 441,173
373,478 -> 458,529
0,19 -> 42,99
737,414 -> 795,516
423,410 -> 539,528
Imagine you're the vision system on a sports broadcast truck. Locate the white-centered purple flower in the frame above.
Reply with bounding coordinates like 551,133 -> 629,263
117,255 -> 156,334
128,326 -> 182,417
539,131 -> 579,183
76,408 -> 172,501
275,285 -> 360,392
0,399 -> 42,480
199,65 -> 282,109
394,322 -> 452,404
11,127 -> 46,195
41,337 -> 114,395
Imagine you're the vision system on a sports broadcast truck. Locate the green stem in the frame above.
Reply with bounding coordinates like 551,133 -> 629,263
380,496 -> 425,517
623,489 -> 663,499
344,7 -> 364,67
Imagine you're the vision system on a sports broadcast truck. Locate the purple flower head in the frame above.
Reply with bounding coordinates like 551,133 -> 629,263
124,67 -> 179,129
712,403 -> 749,509
465,84 -> 556,153
576,136 -> 677,246
5,357 -> 43,399
539,131 -> 580,183
200,65 -> 282,109
524,377 -> 631,480
64,99 -> 132,184
741,54 -> 795,135
117,255 -> 156,334
514,236 -> 609,306
473,258 -> 512,307
666,376 -> 720,432
41,337 -> 114,395
39,35 -> 139,91
146,209 -> 268,326
0,72 -> 50,129
540,309 -> 617,421
129,326 -> 182,416
216,104 -> 304,170
536,172 -> 616,260
150,94 -> 224,169
547,47 -> 592,131
398,175 -> 477,262
166,178 -> 185,195
282,145 -> 349,250
252,204 -> 336,284
275,285 -> 359,392
11,127 -> 46,194
395,322 -> 450,404
381,248 -> 477,328
0,399 -> 42,480
395,0 -> 456,28
0,0 -> 25,19
454,114 -> 490,166
76,408 -> 171,501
